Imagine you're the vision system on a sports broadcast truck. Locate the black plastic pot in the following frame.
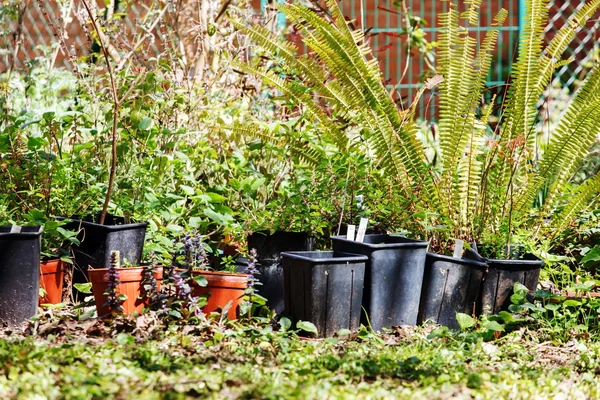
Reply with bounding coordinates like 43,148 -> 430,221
418,253 -> 487,329
281,251 -> 367,337
331,234 -> 429,331
479,255 -> 543,315
0,226 -> 43,326
64,215 -> 147,286
247,231 -> 313,314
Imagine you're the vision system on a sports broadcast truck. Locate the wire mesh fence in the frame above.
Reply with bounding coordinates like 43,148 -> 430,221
1,0 -> 598,111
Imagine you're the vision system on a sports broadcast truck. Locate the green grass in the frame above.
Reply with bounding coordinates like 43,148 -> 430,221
2,313 -> 600,399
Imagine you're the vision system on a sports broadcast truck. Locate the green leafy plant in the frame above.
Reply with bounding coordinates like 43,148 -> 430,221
234,0 -> 600,258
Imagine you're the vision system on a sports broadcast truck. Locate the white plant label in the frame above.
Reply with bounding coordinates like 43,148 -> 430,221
10,225 -> 21,233
346,225 -> 356,241
453,239 -> 464,258
356,218 -> 368,243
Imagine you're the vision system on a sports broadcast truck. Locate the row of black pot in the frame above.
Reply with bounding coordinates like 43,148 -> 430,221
256,233 -> 542,336
0,216 -> 148,326
1,221 -> 542,335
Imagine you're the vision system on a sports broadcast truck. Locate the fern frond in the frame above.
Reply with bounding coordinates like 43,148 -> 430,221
437,5 -> 506,229
232,20 -> 351,114
226,123 -> 324,168
552,171 -> 600,233
515,64 -> 600,212
231,61 -> 349,150
279,1 -> 432,196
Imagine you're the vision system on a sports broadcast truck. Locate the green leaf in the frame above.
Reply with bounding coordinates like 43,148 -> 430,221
336,329 -> 352,337
455,312 -> 475,330
138,117 -> 154,131
74,283 -> 92,294
513,282 -> 529,296
203,208 -> 233,226
116,333 -> 135,345
188,217 -> 202,228
206,192 -> 227,203
27,137 -> 44,151
192,275 -> 208,287
544,303 -> 560,311
296,320 -> 318,335
279,317 -> 292,331
563,299 -> 581,307
180,185 -> 195,196
581,247 -> 600,265
498,311 -> 516,324
482,320 -> 505,332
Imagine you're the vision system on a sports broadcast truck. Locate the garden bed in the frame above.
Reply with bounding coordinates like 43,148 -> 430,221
1,308 -> 600,399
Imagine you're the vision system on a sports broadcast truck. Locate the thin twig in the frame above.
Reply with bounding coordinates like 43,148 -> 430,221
81,0 -> 119,226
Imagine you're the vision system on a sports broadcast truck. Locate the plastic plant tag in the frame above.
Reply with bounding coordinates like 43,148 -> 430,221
453,239 -> 464,258
10,226 -> 21,233
355,218 -> 368,243
347,225 -> 356,241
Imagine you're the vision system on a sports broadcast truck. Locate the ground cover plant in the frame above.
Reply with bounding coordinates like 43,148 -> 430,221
2,298 -> 600,400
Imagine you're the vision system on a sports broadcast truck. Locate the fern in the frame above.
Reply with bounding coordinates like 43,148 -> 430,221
552,171 -> 600,233
232,0 -> 600,254
234,0 -> 438,206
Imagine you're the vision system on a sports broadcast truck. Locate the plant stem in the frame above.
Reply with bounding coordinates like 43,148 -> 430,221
81,0 -> 119,226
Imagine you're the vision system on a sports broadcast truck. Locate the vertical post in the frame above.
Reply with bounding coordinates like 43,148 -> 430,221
518,0 -> 526,32
261,0 -> 286,30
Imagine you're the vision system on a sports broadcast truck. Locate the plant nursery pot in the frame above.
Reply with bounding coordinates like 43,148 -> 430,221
465,249 -> 543,314
247,231 -> 313,314
331,234 -> 429,331
40,259 -> 65,304
188,270 -> 249,320
418,253 -> 487,329
281,251 -> 367,337
89,267 -> 163,317
63,215 -> 147,289
0,226 -> 43,326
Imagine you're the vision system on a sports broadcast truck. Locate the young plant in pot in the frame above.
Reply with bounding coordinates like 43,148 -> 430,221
64,0 -> 154,284
23,210 -> 80,305
418,0 -> 600,319
89,250 -> 164,317
175,231 -> 249,320
233,0 -> 600,327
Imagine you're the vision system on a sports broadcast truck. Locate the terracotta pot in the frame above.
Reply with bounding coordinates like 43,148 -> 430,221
89,267 -> 163,317
188,270 -> 249,320
40,259 -> 65,304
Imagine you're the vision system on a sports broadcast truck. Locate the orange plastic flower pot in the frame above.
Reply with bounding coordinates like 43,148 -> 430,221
40,259 -> 65,304
189,271 -> 248,320
89,267 -> 163,317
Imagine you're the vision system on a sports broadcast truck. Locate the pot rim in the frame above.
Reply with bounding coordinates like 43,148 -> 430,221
58,215 -> 148,231
426,252 -> 487,269
281,250 -> 368,263
0,225 -> 44,238
177,268 -> 249,278
331,234 -> 429,249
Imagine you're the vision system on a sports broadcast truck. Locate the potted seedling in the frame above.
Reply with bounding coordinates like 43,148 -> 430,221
89,250 -> 163,317
66,0 -> 149,283
235,0 -> 600,326
22,211 -> 80,305
331,219 -> 428,331
176,231 -> 249,320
